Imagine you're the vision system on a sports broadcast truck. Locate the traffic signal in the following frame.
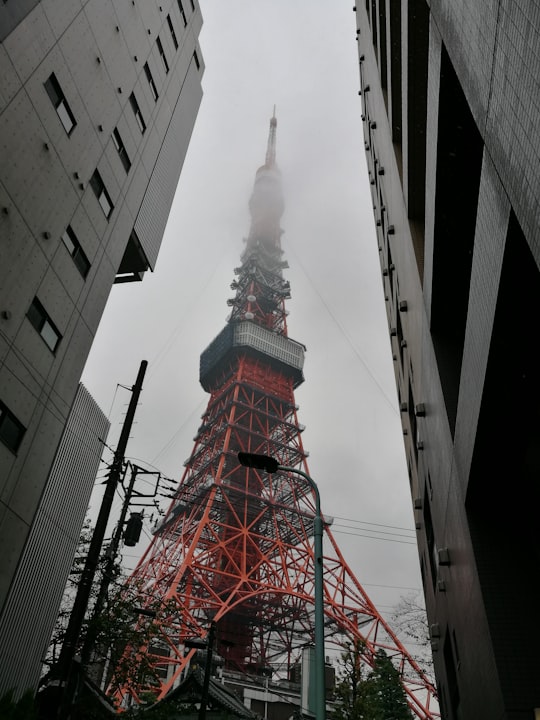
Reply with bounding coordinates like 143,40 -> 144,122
123,512 -> 143,546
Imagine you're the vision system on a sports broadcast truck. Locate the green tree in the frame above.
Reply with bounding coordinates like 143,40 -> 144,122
332,644 -> 413,720
43,518 -> 95,672
331,641 -> 374,720
42,518 -> 178,703
363,649 -> 413,720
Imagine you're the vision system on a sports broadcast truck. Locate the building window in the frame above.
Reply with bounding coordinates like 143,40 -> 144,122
177,0 -> 187,26
27,297 -> 62,353
112,127 -> 131,172
156,36 -> 169,74
62,225 -> 90,278
0,400 -> 26,454
451,628 -> 461,670
129,92 -> 146,134
423,489 -> 438,589
44,73 -> 76,135
167,15 -> 179,50
193,50 -> 200,70
444,633 -> 461,717
144,62 -> 159,101
90,169 -> 114,219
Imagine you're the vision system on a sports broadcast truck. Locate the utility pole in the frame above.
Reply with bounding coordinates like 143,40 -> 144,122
51,361 -> 148,720
80,462 -> 161,668
80,463 -> 138,668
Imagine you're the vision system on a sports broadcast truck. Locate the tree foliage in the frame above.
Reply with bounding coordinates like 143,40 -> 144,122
390,591 -> 434,684
332,642 -> 413,720
43,518 -> 95,671
363,650 -> 413,720
332,640 -> 372,720
42,518 -> 177,700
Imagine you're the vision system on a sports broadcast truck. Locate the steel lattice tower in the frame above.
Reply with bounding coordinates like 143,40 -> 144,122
109,114 -> 438,718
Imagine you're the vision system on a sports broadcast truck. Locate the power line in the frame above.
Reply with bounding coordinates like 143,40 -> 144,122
331,522 -> 415,540
362,582 -> 421,592
285,240 -> 398,416
330,528 -> 417,545
330,514 -> 415,534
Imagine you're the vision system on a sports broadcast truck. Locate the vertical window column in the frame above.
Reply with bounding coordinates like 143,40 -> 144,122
177,0 -> 187,26
61,226 -> 90,277
167,15 -> 179,49
0,400 -> 26,453
27,297 -> 62,353
112,128 -> 132,172
129,92 -> 146,133
144,63 -> 159,101
157,36 -> 169,74
90,170 -> 114,219
44,73 -> 77,135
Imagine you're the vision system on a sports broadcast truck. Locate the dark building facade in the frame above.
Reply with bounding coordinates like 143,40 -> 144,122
354,2 -> 540,719
0,0 -> 203,697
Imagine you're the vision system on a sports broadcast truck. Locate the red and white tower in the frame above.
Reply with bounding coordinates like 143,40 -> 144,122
109,114 -> 438,718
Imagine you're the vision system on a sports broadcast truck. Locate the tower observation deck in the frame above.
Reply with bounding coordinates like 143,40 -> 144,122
108,114 -> 439,719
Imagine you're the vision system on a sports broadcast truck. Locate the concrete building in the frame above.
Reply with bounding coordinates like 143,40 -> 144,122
0,383 -> 109,696
353,3 -> 540,719
0,0 -> 203,697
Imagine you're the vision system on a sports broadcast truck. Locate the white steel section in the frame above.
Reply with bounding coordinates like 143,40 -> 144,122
233,321 -> 305,371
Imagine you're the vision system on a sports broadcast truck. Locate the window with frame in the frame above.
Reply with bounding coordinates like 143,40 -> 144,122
112,127 -> 131,172
156,36 -> 169,74
27,297 -> 62,353
90,169 -> 114,219
177,0 -> 187,26
167,15 -> 179,49
44,73 -> 77,135
144,62 -> 159,101
0,400 -> 26,454
423,488 -> 438,589
62,225 -> 90,278
129,92 -> 146,134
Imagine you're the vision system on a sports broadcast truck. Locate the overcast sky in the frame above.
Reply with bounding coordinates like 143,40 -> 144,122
82,1 -> 422,631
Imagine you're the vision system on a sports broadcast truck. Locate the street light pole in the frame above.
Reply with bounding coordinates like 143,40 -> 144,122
237,453 -> 326,720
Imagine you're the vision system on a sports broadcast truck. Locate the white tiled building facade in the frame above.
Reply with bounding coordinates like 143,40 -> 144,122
0,0 -> 203,696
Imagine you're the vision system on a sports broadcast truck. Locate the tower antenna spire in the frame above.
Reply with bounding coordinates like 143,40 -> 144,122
265,106 -> 277,167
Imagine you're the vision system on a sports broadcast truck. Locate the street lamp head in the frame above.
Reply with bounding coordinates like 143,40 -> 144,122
238,452 -> 279,473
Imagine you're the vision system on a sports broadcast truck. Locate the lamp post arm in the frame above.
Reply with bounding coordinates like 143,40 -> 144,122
276,465 -> 321,515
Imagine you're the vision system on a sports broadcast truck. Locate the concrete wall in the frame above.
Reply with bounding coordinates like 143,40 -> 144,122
354,1 -> 540,718
0,383 -> 109,695
0,0 -> 203,696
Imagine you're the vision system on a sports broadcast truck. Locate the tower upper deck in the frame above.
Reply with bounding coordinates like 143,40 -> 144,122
200,113 -> 305,391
